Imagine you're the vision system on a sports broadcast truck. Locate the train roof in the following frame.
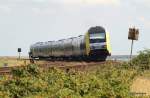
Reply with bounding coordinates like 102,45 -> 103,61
88,26 -> 106,33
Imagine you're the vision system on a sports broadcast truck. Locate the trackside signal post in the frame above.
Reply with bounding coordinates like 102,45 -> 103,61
128,27 -> 139,60
18,48 -> 21,59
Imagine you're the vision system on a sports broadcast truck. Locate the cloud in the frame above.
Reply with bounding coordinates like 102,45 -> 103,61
132,0 -> 150,8
135,0 -> 150,4
32,0 -> 45,3
31,0 -> 120,6
138,16 -> 150,28
0,5 -> 11,13
31,7 -> 58,15
30,0 -> 121,15
138,16 -> 145,22
60,0 -> 120,6
32,7 -> 41,14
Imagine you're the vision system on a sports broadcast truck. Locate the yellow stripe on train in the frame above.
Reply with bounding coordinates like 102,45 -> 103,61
106,32 -> 112,55
85,32 -> 90,56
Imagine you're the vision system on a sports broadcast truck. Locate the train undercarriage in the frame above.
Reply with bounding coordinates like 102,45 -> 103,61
29,49 -> 109,62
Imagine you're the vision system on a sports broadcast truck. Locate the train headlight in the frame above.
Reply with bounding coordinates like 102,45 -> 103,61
102,45 -> 107,48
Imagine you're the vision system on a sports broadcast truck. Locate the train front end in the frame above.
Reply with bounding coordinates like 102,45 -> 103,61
85,26 -> 111,60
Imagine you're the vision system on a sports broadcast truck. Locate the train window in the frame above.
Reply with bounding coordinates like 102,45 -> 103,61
90,39 -> 106,43
89,33 -> 105,39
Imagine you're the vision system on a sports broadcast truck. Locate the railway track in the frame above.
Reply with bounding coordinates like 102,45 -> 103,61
0,60 -> 120,75
0,67 -> 12,75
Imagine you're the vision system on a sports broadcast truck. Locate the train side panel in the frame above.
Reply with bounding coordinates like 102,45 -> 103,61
63,39 -> 73,57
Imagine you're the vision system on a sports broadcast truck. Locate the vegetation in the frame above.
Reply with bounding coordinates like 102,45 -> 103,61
0,57 -> 29,67
0,64 -> 137,98
131,49 -> 150,70
0,49 -> 150,98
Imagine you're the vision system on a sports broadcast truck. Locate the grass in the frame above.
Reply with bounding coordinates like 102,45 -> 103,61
0,57 -> 29,67
130,76 -> 150,96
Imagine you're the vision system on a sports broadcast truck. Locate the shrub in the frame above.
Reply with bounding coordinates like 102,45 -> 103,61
0,63 -> 139,98
131,49 -> 150,70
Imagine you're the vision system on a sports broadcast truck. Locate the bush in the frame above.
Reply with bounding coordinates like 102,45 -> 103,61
0,63 -> 139,98
3,49 -> 150,97
131,49 -> 150,70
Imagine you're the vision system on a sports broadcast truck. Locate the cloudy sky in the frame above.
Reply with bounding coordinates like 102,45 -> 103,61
0,0 -> 150,56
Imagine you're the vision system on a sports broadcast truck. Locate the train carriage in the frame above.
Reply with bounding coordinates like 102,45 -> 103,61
29,26 -> 111,61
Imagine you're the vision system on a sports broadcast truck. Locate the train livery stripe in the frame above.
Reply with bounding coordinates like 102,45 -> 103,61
106,32 -> 112,54
85,32 -> 90,55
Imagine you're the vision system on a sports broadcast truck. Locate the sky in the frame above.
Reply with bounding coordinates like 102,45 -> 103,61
0,0 -> 150,56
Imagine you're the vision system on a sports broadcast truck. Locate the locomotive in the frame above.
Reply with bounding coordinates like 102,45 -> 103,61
29,26 -> 111,61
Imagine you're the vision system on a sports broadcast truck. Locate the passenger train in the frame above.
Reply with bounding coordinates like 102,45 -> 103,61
29,26 -> 111,61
